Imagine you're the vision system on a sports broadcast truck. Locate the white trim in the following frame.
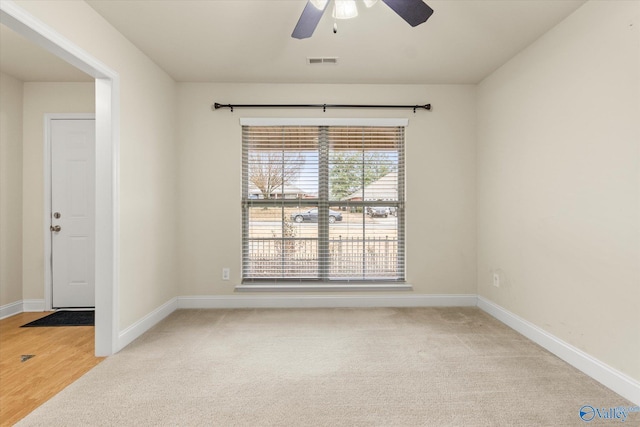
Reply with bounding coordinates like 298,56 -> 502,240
22,299 -> 46,312
0,2 -> 112,79
95,77 -> 120,356
239,118 -> 409,127
178,294 -> 477,309
1,0 -> 120,356
117,298 -> 178,349
477,296 -> 640,406
236,283 -> 413,292
0,300 -> 47,319
0,301 -> 24,319
43,114 -> 96,311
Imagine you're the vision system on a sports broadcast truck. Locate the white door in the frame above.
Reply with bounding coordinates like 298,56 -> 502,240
51,119 -> 95,308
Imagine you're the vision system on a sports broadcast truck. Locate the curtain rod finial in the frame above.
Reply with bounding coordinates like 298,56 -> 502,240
213,102 -> 234,112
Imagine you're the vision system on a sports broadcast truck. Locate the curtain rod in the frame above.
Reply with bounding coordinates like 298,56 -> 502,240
212,102 -> 431,113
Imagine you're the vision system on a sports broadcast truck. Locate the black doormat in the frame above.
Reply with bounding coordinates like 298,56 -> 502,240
21,310 -> 94,327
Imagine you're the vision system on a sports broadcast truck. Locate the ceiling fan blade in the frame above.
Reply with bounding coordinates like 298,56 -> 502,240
381,0 -> 434,27
292,1 -> 329,39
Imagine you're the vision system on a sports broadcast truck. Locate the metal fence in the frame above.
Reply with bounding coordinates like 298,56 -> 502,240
244,236 -> 399,279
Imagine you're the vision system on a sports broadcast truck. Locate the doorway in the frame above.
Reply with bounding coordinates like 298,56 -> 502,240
1,1 -> 119,355
45,116 -> 96,309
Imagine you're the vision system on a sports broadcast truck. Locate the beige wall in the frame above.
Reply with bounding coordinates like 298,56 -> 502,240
21,82 -> 95,301
0,72 -> 23,306
15,0 -> 179,330
477,0 -> 640,382
177,83 -> 477,296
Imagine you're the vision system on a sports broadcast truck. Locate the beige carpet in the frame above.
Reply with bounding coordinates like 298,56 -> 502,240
17,307 -> 636,426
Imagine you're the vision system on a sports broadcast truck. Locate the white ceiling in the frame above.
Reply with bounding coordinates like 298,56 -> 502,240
1,0 -> 586,84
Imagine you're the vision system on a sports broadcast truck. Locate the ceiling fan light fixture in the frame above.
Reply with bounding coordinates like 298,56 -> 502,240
292,0 -> 433,39
333,0 -> 358,20
310,0 -> 329,11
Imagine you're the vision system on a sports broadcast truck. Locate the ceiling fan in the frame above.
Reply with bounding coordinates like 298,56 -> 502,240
292,0 -> 434,39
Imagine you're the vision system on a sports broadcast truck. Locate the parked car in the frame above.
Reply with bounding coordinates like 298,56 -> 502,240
291,208 -> 343,223
366,207 -> 390,218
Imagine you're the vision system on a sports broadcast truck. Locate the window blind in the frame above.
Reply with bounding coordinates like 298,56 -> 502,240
242,125 -> 405,283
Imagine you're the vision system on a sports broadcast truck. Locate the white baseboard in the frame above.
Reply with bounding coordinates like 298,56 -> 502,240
23,299 -> 45,311
117,297 -> 178,351
178,294 -> 478,309
0,300 -> 23,319
477,296 -> 640,406
0,299 -> 46,319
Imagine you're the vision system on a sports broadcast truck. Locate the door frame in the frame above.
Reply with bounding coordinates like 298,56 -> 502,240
44,114 -> 96,311
1,0 -> 120,356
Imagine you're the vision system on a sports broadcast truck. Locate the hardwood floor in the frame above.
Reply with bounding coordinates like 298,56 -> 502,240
0,312 -> 103,426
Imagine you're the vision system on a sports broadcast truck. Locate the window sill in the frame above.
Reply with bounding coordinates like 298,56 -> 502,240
235,283 -> 413,292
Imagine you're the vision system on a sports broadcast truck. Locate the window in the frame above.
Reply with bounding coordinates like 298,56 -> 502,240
242,121 -> 405,283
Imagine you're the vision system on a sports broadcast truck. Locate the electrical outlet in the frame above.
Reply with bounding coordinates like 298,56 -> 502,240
222,268 -> 230,281
492,272 -> 500,288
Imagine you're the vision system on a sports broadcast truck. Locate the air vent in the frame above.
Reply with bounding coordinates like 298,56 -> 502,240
307,57 -> 338,65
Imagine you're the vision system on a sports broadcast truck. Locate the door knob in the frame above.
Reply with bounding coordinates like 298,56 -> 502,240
50,225 -> 61,232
